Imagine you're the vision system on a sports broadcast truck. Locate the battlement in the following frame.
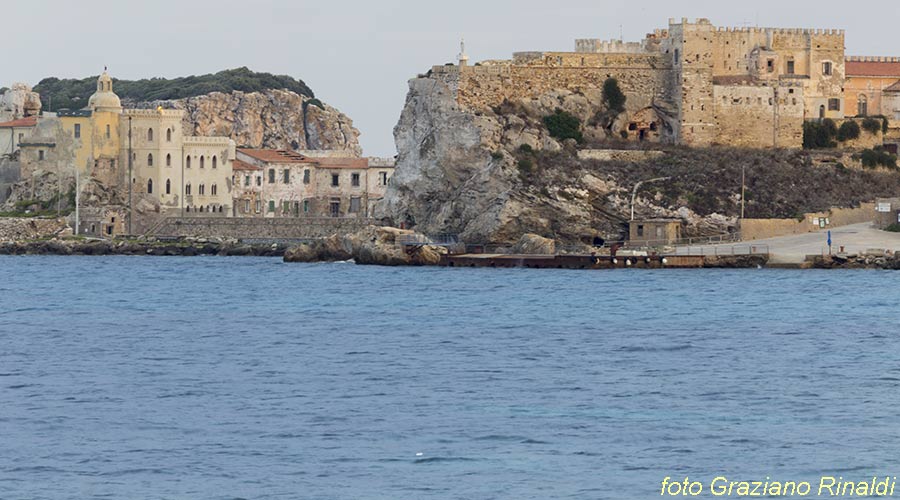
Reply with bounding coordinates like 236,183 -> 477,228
575,39 -> 647,54
709,26 -> 844,36
124,109 -> 184,119
184,136 -> 233,146
846,56 -> 900,63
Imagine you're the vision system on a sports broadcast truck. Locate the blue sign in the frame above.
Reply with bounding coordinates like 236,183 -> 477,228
827,231 -> 832,247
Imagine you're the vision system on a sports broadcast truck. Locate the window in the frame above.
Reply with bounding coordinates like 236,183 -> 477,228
766,59 -> 774,73
283,169 -> 290,184
18,133 -> 23,142
828,98 -> 841,111
147,153 -> 153,166
211,184 -> 217,196
212,156 -> 217,169
349,197 -> 361,213
330,199 -> 341,217
74,124 -> 81,139
186,183 -> 191,195
786,60 -> 795,75
244,175 -> 250,186
167,128 -> 172,142
38,150 -> 45,161
283,200 -> 291,214
199,156 -> 205,169
199,184 -> 205,195
106,124 -> 110,138
819,105 -> 826,119
303,169 -> 310,184
303,199 -> 309,213
351,173 -> 360,187
255,200 -> 261,213
148,128 -> 153,142
823,61 -> 833,76
380,171 -> 388,186
166,179 -> 171,195
256,176 -> 262,186
268,200 -> 275,213
858,94 -> 868,116
111,159 -> 115,169
186,156 -> 191,168
674,49 -> 679,63
244,200 -> 250,213
331,173 -> 340,187
147,179 -> 153,194
268,169 -> 275,184
166,153 -> 171,167
637,225 -> 644,237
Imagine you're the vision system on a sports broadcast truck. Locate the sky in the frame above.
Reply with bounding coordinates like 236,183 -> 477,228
5,0 -> 899,156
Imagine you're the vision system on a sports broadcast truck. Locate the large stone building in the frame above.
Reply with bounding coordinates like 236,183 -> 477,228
430,18 -> 863,149
844,57 -> 900,119
17,71 -> 236,234
234,149 -> 394,218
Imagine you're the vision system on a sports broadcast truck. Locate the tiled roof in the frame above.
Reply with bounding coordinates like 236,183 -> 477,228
0,116 -> 38,128
237,149 -> 311,163
846,61 -> 900,77
233,159 -> 261,171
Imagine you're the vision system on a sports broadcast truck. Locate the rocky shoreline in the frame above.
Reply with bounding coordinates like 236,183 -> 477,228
810,253 -> 900,270
0,237 -> 289,257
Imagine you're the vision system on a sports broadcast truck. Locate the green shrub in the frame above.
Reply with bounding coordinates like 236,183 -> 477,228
803,119 -> 838,149
862,117 -> 883,135
542,109 -> 583,143
306,98 -> 324,109
518,144 -> 534,154
33,67 -> 315,110
859,148 -> 898,169
602,78 -> 627,113
885,223 -> 900,233
490,151 -> 504,160
517,158 -> 534,175
837,120 -> 861,142
871,115 -> 890,133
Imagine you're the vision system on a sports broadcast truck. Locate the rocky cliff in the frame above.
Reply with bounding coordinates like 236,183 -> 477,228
0,83 -> 41,122
378,76 -> 900,245
131,90 -> 361,155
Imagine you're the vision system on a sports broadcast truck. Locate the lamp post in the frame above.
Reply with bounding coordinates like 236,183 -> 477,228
740,165 -> 746,220
128,115 -> 133,235
630,177 -> 671,221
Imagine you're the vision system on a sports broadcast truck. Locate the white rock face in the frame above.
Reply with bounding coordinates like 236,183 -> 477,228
133,90 -> 362,156
0,83 -> 42,122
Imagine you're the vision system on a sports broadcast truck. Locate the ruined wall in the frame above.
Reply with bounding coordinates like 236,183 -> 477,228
439,53 -> 677,116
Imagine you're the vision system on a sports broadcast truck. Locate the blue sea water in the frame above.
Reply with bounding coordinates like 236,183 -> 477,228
1,256 -> 900,499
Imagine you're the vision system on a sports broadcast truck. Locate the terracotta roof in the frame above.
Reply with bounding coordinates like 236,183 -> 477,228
885,81 -> 900,93
0,116 -> 37,128
846,61 -> 900,77
237,148 -> 312,163
233,159 -> 261,171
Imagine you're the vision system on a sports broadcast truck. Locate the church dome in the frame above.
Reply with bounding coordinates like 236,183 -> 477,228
88,70 -> 122,112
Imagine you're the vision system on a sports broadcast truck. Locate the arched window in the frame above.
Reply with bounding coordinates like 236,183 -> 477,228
148,128 -> 154,142
858,94 -> 868,116
211,184 -> 217,196
147,179 -> 153,194
200,156 -> 205,169
186,206 -> 191,213
200,205 -> 205,213
212,156 -> 217,169
199,184 -> 205,195
185,183 -> 191,195
166,128 -> 172,142
147,153 -> 153,166
166,153 -> 171,167
166,179 -> 171,195
819,105 -> 826,119
186,156 -> 191,168
219,205 -> 223,213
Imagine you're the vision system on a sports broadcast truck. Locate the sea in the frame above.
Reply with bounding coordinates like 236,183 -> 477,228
1,256 -> 899,499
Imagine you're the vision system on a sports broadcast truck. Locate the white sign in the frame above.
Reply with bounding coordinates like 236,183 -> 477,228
877,202 -> 892,213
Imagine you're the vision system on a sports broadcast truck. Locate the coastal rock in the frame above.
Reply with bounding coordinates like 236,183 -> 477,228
512,234 -> 557,255
283,225 -> 447,266
132,90 -> 362,155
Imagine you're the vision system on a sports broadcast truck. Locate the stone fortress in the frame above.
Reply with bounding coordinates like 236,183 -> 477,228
430,18 -> 900,149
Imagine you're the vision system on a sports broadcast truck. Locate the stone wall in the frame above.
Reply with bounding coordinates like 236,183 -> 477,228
740,203 -> 875,241
576,149 -> 666,162
712,84 -> 805,148
151,216 -> 374,240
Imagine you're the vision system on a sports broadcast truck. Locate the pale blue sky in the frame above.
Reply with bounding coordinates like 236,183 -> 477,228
6,0 -> 899,155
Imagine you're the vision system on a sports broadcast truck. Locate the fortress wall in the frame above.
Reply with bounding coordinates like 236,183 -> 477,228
713,84 -> 805,148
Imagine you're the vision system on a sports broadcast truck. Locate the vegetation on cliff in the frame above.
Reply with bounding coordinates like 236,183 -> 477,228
33,67 -> 314,111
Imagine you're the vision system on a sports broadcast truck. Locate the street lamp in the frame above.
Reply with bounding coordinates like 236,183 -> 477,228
630,177 -> 671,221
